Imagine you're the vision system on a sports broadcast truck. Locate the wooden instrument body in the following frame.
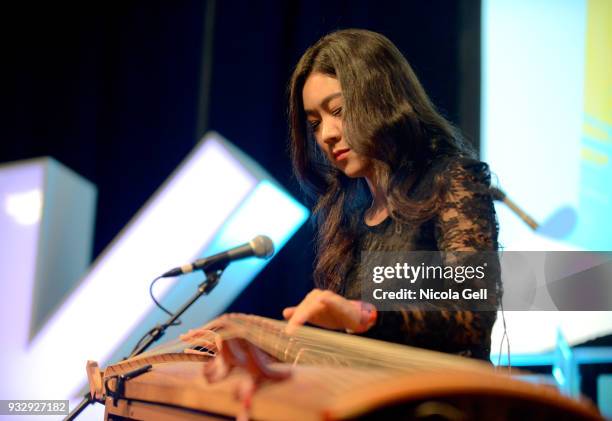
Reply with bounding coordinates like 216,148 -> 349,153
90,315 -> 602,420
102,361 -> 602,420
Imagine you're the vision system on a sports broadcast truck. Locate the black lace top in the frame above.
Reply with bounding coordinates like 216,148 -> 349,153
342,156 -> 500,361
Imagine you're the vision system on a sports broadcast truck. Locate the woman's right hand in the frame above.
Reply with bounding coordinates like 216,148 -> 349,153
282,289 -> 377,335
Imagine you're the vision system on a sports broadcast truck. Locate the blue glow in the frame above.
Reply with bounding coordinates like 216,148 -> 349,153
598,375 -> 612,418
558,330 -> 572,362
552,366 -> 566,386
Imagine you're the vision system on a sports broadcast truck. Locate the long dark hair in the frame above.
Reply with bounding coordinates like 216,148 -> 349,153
289,29 -> 475,292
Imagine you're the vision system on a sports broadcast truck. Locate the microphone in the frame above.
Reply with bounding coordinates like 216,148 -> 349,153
161,235 -> 275,277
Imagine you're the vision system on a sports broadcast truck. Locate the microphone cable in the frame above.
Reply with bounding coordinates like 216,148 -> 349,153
149,275 -> 182,326
128,275 -> 182,357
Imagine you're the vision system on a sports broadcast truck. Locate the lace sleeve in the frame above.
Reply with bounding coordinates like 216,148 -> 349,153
362,158 -> 500,360
435,158 -> 498,252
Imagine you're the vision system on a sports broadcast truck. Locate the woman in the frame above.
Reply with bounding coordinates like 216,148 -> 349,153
282,29 -> 500,361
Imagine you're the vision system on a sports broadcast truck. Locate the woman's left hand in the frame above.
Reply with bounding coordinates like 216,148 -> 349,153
282,289 -> 376,335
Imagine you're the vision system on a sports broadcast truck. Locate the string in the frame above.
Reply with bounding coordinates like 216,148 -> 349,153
105,314 -> 494,379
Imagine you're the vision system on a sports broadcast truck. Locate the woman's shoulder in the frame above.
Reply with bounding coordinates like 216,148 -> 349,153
428,154 -> 491,183
410,154 -> 492,199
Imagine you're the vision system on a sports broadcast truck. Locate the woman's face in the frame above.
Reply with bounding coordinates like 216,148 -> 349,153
302,72 -> 371,178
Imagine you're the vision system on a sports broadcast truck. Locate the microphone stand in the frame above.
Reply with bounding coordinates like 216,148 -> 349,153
489,187 -> 539,230
64,262 -> 228,421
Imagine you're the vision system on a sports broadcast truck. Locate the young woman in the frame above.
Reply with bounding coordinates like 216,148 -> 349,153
282,29 -> 501,361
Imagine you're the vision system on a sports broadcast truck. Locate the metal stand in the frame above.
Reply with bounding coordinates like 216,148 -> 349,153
63,265 -> 227,421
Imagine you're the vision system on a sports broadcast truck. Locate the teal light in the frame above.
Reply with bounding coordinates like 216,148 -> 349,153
554,329 -> 580,397
552,366 -> 566,386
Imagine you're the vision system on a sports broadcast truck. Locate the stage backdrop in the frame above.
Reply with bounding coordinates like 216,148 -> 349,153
483,0 -> 612,354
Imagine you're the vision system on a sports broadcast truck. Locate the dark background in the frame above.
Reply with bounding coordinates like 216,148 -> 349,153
1,0 -> 480,319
